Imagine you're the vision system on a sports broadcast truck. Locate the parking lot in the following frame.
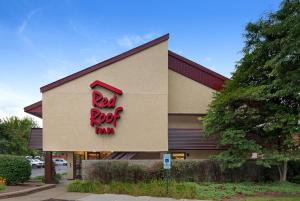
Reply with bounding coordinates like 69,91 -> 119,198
31,165 -> 67,178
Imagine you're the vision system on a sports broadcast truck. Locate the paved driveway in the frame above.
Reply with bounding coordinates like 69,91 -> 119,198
31,165 -> 67,178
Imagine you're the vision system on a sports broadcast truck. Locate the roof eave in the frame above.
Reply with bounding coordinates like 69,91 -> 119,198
24,101 -> 42,118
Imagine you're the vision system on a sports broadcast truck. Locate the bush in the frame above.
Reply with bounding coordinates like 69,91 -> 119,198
291,175 -> 300,184
170,160 -> 222,182
0,184 -> 5,191
85,160 -> 300,183
287,160 -> 300,182
0,155 -> 31,185
87,161 -> 150,183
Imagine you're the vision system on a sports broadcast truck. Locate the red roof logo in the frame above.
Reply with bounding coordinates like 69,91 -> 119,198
90,80 -> 123,135
90,80 -> 123,95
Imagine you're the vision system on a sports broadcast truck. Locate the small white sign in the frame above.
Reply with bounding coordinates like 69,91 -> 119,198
163,154 -> 171,169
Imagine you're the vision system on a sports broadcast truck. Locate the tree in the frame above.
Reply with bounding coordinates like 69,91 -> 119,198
0,116 -> 39,155
203,0 -> 300,181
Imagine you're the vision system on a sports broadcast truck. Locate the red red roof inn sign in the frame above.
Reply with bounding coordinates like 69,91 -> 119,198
89,80 -> 123,135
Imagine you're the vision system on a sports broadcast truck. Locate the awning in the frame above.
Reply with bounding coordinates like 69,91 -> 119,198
168,128 -> 224,150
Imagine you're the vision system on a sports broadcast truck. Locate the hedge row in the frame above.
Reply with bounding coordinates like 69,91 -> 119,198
85,160 -> 300,183
0,155 -> 31,185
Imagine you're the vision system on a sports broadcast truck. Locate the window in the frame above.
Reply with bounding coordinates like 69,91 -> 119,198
172,152 -> 186,160
87,152 -> 101,160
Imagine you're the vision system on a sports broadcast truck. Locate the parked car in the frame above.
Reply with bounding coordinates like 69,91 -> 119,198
33,156 -> 43,161
53,158 -> 67,166
34,158 -> 44,168
28,158 -> 43,168
25,156 -> 32,160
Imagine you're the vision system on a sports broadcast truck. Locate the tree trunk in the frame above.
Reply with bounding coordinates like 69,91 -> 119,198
44,151 -> 54,184
277,160 -> 288,182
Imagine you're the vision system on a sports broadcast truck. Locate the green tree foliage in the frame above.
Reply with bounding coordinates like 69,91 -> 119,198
203,0 -> 300,181
0,116 -> 39,155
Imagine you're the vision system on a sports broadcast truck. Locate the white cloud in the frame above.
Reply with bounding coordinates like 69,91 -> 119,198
17,8 -> 48,62
0,83 -> 42,126
116,32 -> 159,48
17,8 -> 41,35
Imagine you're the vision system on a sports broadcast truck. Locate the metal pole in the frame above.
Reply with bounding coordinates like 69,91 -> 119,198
167,169 -> 169,195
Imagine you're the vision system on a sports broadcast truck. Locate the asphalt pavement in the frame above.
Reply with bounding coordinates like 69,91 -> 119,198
31,165 -> 67,178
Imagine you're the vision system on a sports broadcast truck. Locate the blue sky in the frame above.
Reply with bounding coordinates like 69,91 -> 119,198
0,0 -> 281,123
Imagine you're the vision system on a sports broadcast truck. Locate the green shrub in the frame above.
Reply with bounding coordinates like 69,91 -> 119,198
287,160 -> 300,182
67,180 -> 199,199
87,161 -> 150,183
147,162 -> 163,180
0,155 -> 31,185
126,164 -> 148,182
170,160 -> 222,182
291,175 -> 300,184
0,184 -> 6,191
67,180 -> 300,200
85,160 -> 300,183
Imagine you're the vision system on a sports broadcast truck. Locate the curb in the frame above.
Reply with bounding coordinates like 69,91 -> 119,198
0,184 -> 56,199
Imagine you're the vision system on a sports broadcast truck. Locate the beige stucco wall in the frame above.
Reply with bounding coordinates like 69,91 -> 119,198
168,114 -> 202,129
43,41 -> 168,152
168,70 -> 216,114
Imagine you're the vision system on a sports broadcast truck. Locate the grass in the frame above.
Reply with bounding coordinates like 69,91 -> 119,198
66,180 -> 300,200
0,184 -> 6,191
32,175 -> 44,181
31,173 -> 66,183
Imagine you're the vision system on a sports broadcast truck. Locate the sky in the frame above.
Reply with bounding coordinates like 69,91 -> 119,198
0,0 -> 282,125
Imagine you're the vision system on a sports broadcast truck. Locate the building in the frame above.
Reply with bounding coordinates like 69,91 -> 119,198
24,34 -> 228,182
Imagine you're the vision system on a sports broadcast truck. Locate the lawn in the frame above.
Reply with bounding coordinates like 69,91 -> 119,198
67,180 -> 300,200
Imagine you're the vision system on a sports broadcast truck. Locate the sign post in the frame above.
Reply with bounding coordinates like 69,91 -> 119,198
163,154 -> 171,194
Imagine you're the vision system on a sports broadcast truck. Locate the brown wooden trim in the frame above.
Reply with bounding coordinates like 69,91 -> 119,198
24,101 -> 42,118
40,34 -> 169,93
24,101 -> 42,112
168,50 -> 228,91
168,113 -> 206,116
168,50 -> 228,81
